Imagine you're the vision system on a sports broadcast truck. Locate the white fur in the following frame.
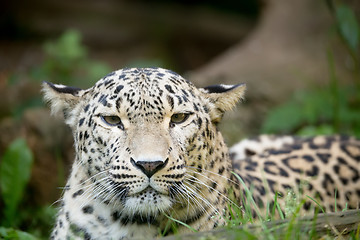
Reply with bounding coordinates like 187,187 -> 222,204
229,135 -> 295,160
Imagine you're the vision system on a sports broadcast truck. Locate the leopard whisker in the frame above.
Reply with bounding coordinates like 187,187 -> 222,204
169,183 -> 192,214
181,182 -> 218,215
69,168 -> 111,190
185,166 -> 239,186
180,183 -> 221,223
79,176 -> 112,208
178,184 -> 208,216
185,170 -> 240,203
51,169 -> 110,208
185,173 -> 241,210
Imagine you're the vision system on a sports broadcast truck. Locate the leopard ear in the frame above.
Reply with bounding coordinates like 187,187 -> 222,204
201,83 -> 246,123
42,81 -> 86,125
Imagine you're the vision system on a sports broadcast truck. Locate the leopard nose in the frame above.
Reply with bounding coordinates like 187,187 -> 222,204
130,158 -> 168,178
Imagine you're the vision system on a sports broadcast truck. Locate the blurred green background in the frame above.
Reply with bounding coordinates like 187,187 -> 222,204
0,0 -> 359,238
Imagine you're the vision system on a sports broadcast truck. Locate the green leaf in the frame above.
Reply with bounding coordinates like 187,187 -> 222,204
261,100 -> 305,134
44,29 -> 87,60
297,124 -> 335,136
0,139 -> 33,226
0,227 -> 38,240
163,214 -> 197,233
336,4 -> 359,52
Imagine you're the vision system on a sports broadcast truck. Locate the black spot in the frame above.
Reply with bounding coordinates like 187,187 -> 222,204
306,166 -> 319,177
165,85 -> 175,94
114,85 -> 124,94
213,221 -> 219,228
303,201 -> 311,210
112,211 -> 121,222
84,104 -> 90,112
156,72 -> 165,77
256,185 -> 266,196
97,216 -> 106,224
322,173 -> 335,196
97,137 -> 104,145
267,179 -> 276,194
282,184 -> 292,190
282,156 -> 302,173
98,94 -> 108,106
279,168 -> 289,177
316,153 -> 331,164
184,210 -> 206,224
79,118 -> 85,127
82,205 -> 94,214
197,118 -> 203,127
340,177 -> 348,185
166,96 -> 174,110
120,214 -> 158,225
176,95 -> 183,105
337,157 -> 348,165
193,103 -> 199,112
314,191 -> 324,201
203,106 -> 209,113
268,149 -> 292,155
341,144 -> 360,162
72,189 -> 84,198
303,155 -> 315,162
245,148 -> 256,156
211,182 -> 217,191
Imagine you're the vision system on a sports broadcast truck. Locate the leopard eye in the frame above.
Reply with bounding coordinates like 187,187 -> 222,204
170,113 -> 190,126
101,115 -> 123,128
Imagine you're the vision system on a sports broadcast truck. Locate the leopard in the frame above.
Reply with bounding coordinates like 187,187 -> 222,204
42,67 -> 360,240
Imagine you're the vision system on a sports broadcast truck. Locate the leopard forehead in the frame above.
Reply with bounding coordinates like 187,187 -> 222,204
94,68 -> 194,91
85,68 -> 201,122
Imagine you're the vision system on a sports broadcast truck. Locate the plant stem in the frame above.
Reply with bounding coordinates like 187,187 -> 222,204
327,48 -> 340,132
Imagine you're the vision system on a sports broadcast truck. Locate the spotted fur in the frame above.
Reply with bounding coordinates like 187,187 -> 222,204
43,68 -> 360,240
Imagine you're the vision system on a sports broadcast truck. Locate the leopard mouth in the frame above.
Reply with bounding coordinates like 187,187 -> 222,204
122,187 -> 173,216
107,179 -> 175,215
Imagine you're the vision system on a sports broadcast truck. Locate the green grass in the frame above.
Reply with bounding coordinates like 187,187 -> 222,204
161,172 -> 360,240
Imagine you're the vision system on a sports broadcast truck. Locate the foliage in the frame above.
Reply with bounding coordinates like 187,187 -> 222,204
261,86 -> 360,136
9,29 -> 111,119
30,29 -> 111,87
1,29 -> 110,237
0,139 -> 33,227
262,2 -> 360,137
220,173 -> 358,240
0,227 -> 37,240
1,29 -> 112,239
335,3 -> 359,53
0,139 -> 55,239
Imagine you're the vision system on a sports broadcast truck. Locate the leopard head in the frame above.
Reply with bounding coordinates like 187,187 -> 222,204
43,67 -> 245,221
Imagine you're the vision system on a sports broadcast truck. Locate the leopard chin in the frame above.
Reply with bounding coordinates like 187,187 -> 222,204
122,188 -> 173,216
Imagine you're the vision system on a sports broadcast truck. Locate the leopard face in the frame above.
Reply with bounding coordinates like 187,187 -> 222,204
43,67 -> 245,239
